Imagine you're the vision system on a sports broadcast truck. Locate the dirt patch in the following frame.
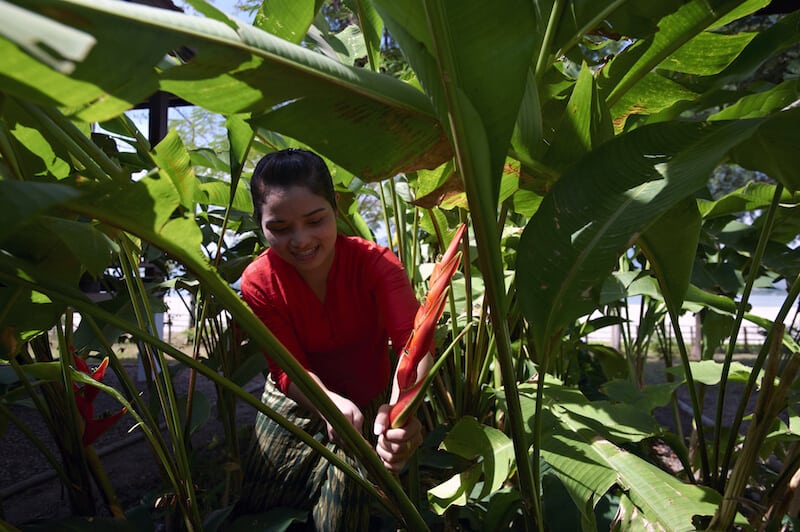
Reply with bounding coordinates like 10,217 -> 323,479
0,357 -> 265,527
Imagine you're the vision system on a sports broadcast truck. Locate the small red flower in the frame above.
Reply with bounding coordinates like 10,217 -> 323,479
73,357 -> 126,446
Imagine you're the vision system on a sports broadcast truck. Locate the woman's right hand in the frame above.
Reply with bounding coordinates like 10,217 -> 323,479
286,371 -> 364,443
324,391 -> 364,443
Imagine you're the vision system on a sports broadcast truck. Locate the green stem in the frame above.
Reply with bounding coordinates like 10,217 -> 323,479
711,327 -> 800,530
390,178 -> 406,266
712,183 -> 783,485
421,1 -> 539,528
533,0 -> 566,82
117,237 -> 202,527
83,315 -> 185,492
410,207 -> 419,286
378,182 -> 393,249
718,273 -> 800,486
555,0 -> 630,59
665,304 -> 711,483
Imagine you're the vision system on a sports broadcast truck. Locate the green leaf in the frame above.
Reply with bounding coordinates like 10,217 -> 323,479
710,79 -> 800,121
603,379 -> 683,413
0,1 -> 167,121
0,181 -> 80,242
437,416 -> 515,500
43,217 -> 118,277
728,107 -> 800,192
347,0 -> 383,70
666,359 -> 756,385
178,391 -> 210,435
659,31 -> 757,76
698,182 -> 797,219
2,1 -> 449,179
183,0 -> 238,29
230,352 -> 268,387
2,98 -> 72,180
518,118 -> 774,350
0,1 -> 95,74
503,381 -> 722,529
227,507 -> 308,531
376,0 -> 536,200
610,72 -> 698,133
199,180 -> 253,212
639,197 -> 701,311
151,130 -> 200,213
543,64 -> 613,171
19,361 -> 61,382
226,113 -> 254,182
706,9 -> 800,90
428,464 -> 482,514
254,0 -> 322,44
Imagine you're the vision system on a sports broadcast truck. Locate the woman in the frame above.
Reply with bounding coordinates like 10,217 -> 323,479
235,148 -> 427,529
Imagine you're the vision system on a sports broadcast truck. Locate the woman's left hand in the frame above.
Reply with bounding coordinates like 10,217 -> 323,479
373,404 -> 423,473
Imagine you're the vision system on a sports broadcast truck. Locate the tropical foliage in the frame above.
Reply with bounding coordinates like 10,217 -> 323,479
1,0 -> 799,530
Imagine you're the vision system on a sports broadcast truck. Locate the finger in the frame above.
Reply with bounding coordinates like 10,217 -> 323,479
351,408 -> 364,433
373,404 -> 391,436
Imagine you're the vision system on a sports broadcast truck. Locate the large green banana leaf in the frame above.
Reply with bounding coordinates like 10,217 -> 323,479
518,108 -> 800,351
497,381 -> 733,530
0,0 -> 450,180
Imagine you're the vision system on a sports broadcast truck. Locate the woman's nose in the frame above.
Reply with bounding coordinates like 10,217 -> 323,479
290,229 -> 309,248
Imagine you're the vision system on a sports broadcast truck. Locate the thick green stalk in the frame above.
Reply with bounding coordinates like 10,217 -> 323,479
719,273 -> 800,485
421,1 -> 539,528
378,182 -> 393,249
533,0 -> 565,82
711,327 -> 800,530
712,183 -> 783,484
390,178 -> 407,266
410,207 -> 419,287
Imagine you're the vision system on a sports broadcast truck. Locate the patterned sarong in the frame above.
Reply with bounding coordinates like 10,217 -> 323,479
234,379 -> 384,531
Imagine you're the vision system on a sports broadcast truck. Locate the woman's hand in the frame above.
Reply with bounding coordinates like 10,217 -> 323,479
373,404 -> 423,473
325,392 -> 364,444
286,372 -> 363,444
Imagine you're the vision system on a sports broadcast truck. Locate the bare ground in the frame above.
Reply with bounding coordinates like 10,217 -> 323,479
0,356 -> 265,528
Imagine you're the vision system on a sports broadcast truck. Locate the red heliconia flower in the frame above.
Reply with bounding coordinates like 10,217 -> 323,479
73,357 -> 126,446
390,224 -> 467,428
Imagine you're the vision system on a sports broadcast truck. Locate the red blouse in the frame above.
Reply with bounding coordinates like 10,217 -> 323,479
241,235 -> 419,407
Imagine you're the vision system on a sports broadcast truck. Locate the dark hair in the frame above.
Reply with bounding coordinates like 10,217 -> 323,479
250,148 -> 337,226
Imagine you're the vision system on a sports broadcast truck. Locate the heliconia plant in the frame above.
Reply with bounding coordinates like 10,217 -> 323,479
72,356 -> 126,446
390,223 -> 467,428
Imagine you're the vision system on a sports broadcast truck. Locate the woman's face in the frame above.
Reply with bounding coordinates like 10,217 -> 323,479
259,185 -> 338,279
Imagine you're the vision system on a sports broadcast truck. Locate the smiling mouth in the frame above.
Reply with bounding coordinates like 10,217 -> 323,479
292,246 -> 318,260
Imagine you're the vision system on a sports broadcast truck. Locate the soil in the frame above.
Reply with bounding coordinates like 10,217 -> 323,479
0,355 -> 265,529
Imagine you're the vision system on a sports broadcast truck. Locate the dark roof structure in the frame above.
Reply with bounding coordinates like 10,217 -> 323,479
126,0 -> 194,144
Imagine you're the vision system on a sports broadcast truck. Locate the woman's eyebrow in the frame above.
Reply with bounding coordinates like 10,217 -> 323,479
265,207 -> 326,224
302,207 -> 327,218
